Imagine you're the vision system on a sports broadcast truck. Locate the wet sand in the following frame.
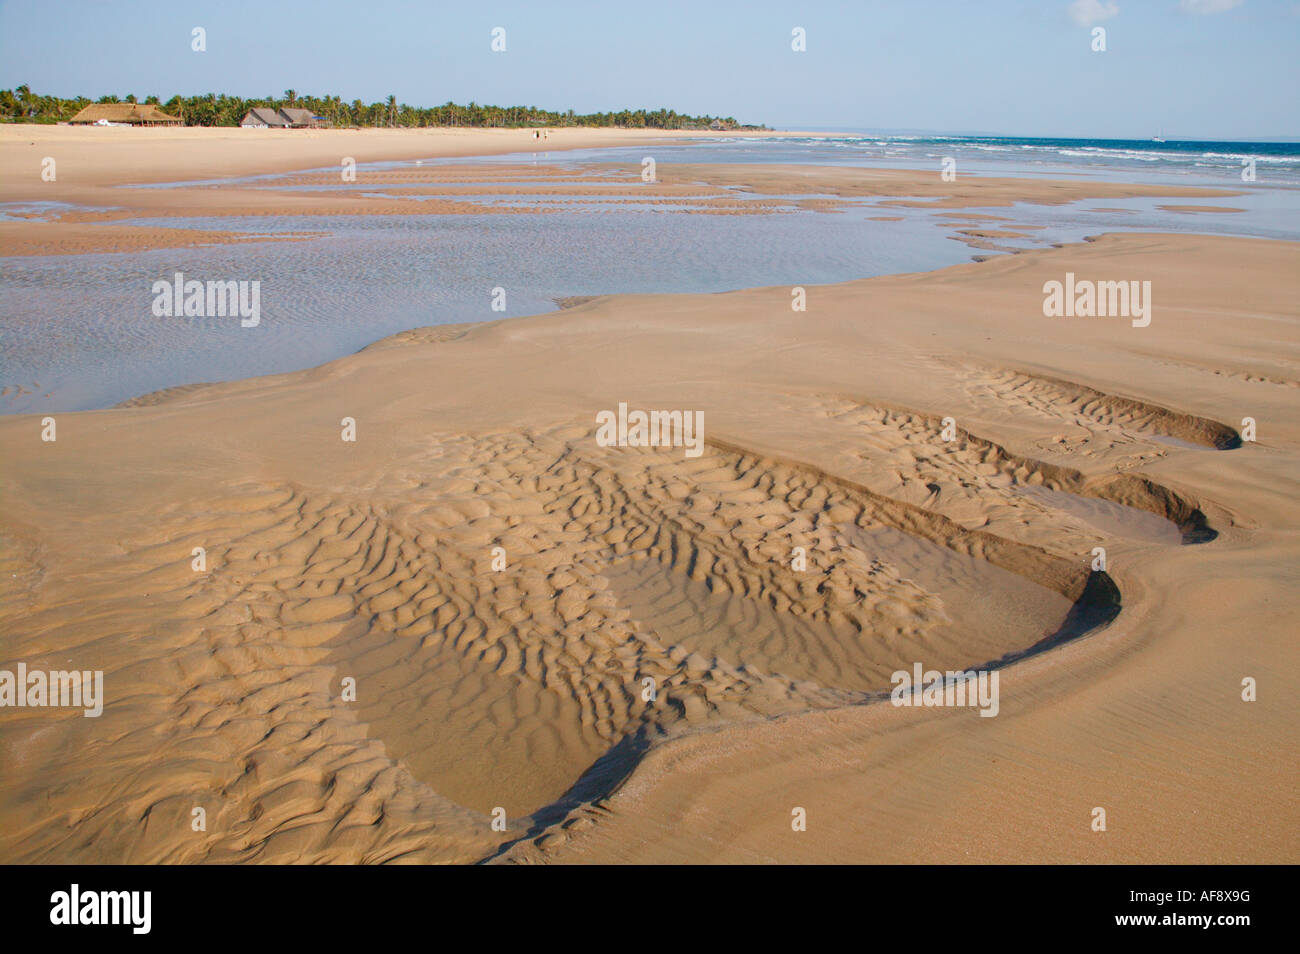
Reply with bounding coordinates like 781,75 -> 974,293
0,130 -> 1295,864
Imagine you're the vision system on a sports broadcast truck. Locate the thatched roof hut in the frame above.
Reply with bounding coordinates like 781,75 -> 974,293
239,107 -> 329,128
279,107 -> 328,127
68,103 -> 183,125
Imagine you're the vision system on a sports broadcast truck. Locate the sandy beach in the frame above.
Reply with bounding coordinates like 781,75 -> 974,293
0,124 -> 786,188
0,128 -> 1296,865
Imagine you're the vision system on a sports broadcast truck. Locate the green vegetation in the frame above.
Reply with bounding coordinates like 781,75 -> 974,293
0,85 -> 763,129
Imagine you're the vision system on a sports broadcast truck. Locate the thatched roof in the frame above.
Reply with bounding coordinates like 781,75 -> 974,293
279,107 -> 319,125
240,107 -> 329,128
241,107 -> 288,127
69,103 -> 183,124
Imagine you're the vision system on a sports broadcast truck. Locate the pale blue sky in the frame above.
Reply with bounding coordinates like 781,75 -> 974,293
1,0 -> 1296,138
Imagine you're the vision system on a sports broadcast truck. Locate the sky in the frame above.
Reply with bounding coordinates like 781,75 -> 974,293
0,0 -> 1296,139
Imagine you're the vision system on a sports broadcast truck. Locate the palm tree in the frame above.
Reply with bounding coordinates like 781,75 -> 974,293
283,89 -> 297,106
386,94 -> 397,127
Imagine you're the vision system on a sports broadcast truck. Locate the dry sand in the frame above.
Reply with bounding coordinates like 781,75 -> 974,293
0,130 -> 1296,864
0,124 -> 782,188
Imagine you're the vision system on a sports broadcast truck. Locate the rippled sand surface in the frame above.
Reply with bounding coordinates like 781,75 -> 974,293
2,222 -> 1295,863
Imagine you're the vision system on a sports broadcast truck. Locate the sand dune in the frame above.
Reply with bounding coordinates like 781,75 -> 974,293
1,229 -> 1295,863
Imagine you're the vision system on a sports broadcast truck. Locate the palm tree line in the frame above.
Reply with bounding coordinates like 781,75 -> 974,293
0,86 -> 758,129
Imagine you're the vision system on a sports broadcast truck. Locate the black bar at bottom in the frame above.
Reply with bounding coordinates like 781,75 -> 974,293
2,863 -> 1285,942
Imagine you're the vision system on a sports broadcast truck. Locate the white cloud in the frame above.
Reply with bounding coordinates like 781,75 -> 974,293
1069,0 -> 1120,27
1178,0 -> 1245,12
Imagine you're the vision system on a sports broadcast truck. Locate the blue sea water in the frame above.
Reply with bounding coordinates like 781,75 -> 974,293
383,132 -> 1300,190
1,134 -> 1297,413
702,133 -> 1300,185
